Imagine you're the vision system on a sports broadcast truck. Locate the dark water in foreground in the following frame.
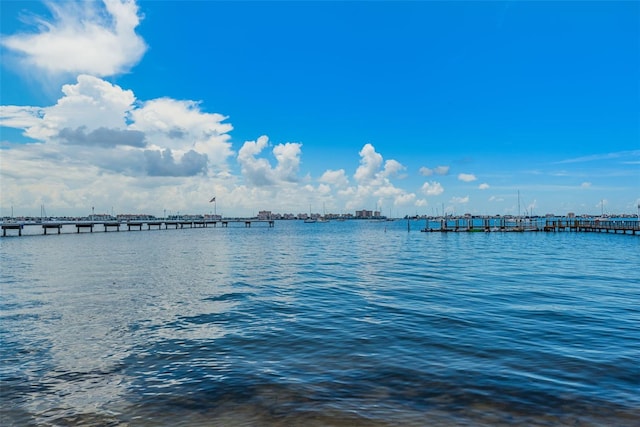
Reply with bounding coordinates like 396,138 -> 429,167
1,220 -> 639,426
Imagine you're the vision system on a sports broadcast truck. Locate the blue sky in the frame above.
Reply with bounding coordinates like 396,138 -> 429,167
1,0 -> 638,218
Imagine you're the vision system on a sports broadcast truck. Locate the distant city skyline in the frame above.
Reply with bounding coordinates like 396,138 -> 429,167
1,1 -> 638,218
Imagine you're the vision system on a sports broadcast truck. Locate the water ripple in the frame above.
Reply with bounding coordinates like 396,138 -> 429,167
1,222 -> 638,426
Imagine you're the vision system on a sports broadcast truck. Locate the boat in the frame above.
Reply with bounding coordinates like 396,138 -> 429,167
304,205 -> 316,223
317,203 -> 330,223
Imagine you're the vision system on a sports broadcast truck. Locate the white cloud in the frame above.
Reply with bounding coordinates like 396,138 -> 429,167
0,75 -> 238,217
354,143 -> 383,184
478,183 -> 490,190
346,143 -> 415,210
237,136 -> 276,186
1,0 -> 147,78
319,169 -> 349,187
581,182 -> 592,188
130,97 -> 233,165
458,173 -> 477,182
421,181 -> 444,196
394,193 -> 416,206
0,75 -> 233,179
450,196 -> 469,204
382,159 -> 405,177
1,75 -> 136,142
273,142 -> 302,182
237,136 -> 303,186
420,165 -> 449,176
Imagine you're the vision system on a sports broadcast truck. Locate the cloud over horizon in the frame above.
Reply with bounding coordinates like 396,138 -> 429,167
0,75 -> 424,215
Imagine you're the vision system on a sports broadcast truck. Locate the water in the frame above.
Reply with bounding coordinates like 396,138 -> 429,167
1,220 -> 638,426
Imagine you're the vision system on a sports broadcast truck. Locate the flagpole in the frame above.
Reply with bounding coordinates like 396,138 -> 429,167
209,196 -> 217,218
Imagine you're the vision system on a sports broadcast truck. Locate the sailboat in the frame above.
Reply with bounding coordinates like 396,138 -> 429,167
304,205 -> 316,223
317,203 -> 330,223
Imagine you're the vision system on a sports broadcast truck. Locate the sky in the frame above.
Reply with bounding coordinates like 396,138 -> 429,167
1,0 -> 639,218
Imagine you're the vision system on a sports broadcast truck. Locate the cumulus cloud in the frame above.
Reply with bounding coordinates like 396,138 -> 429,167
128,97 -> 234,166
581,182 -> 592,188
394,193 -> 416,205
1,0 -> 147,78
0,75 -> 233,180
344,143 -> 417,210
382,159 -> 405,177
237,136 -> 303,186
421,181 -> 444,196
420,165 -> 449,176
478,183 -> 490,190
354,143 -> 383,184
458,173 -> 477,182
319,169 -> 349,187
273,142 -> 302,182
237,136 -> 275,186
1,75 -> 136,142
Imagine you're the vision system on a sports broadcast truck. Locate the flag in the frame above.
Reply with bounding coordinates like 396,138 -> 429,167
209,196 -> 216,203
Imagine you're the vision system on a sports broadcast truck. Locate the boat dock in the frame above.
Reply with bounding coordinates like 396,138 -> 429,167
420,217 -> 639,235
542,219 -> 640,234
2,219 -> 275,237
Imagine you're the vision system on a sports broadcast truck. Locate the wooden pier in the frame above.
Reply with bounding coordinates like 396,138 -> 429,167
104,222 -> 121,231
2,223 -> 23,236
1,219 -> 276,237
420,217 -> 639,235
543,219 -> 640,235
75,223 -> 94,233
42,223 -> 63,234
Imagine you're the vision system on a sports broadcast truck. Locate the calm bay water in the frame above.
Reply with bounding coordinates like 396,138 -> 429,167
1,220 -> 639,426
